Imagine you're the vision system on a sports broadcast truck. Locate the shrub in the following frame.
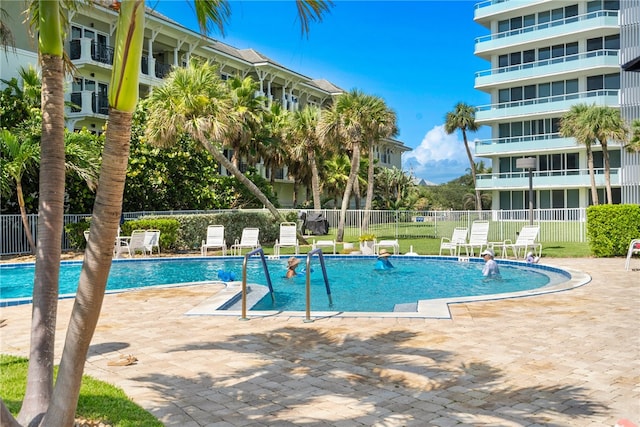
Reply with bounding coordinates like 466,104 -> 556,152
64,218 -> 91,250
586,204 -> 640,257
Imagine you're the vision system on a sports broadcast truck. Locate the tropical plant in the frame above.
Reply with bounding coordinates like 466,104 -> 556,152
289,105 -> 324,209
323,153 -> 351,207
444,102 -> 481,210
628,119 -> 640,152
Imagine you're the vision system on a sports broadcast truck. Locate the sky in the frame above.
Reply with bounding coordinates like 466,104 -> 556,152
152,0 -> 492,184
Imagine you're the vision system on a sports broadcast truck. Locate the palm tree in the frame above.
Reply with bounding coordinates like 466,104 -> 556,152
289,105 -> 324,210
256,102 -> 290,186
560,104 -> 598,204
583,105 -> 628,204
0,130 -> 39,251
628,119 -> 640,152
361,97 -> 397,231
144,60 -> 286,223
225,76 -> 265,168
444,102 -> 481,211
323,153 -> 351,207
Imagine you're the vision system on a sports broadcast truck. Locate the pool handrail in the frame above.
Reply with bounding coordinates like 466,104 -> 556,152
240,247 -> 274,320
305,248 -> 332,322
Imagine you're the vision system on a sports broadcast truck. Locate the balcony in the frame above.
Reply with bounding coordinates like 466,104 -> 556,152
69,39 -> 114,66
474,0 -> 551,23
67,91 -> 109,118
475,10 -> 619,56
475,50 -> 619,89
475,133 -> 577,155
476,167 -> 620,190
475,89 -> 620,123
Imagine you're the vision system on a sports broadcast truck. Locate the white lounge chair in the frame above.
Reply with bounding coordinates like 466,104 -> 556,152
273,222 -> 299,256
201,225 -> 226,256
124,229 -> 149,257
374,239 -> 400,255
439,227 -> 468,256
460,220 -> 489,257
625,239 -> 640,271
230,227 -> 260,256
313,239 -> 336,254
143,229 -> 161,255
501,225 -> 541,259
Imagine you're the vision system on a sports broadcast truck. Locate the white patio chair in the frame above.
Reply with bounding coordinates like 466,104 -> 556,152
274,222 -> 299,256
374,239 -> 400,255
143,229 -> 161,255
460,220 -> 490,257
124,229 -> 149,257
501,225 -> 541,259
625,238 -> 640,271
201,225 -> 226,256
230,227 -> 261,256
439,227 -> 468,256
313,239 -> 336,255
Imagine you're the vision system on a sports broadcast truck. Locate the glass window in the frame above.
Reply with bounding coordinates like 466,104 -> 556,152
566,153 -> 578,169
499,192 -> 511,210
565,4 -> 579,18
552,81 -> 565,95
523,49 -> 535,63
539,155 -> 549,171
510,16 -> 522,30
499,89 -> 510,103
510,52 -> 521,65
551,7 -> 564,22
72,78 -> 83,91
499,123 -> 510,138
552,44 -> 564,58
524,85 -> 536,99
604,73 -> 620,89
524,14 -> 535,27
499,54 -> 509,68
605,34 -> 620,49
566,42 -> 578,56
511,87 -> 523,102
538,83 -> 550,98
587,37 -> 603,51
524,121 -> 531,136
512,192 -> 524,209
539,190 -> 551,209
498,20 -> 510,32
72,26 -> 82,39
566,79 -> 578,94
552,190 -> 564,208
587,75 -> 604,90
567,190 -> 579,208
538,10 -> 550,25
587,0 -> 602,13
551,118 -> 561,133
604,0 -> 619,11
512,122 -> 523,137
499,157 -> 511,173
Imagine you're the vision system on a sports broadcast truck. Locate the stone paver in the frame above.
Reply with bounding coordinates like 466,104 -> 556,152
1,258 -> 639,426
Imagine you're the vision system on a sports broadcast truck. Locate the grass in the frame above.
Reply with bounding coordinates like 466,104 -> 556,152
0,355 -> 162,427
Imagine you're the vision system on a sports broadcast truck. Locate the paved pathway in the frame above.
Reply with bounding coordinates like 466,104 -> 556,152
1,258 -> 639,426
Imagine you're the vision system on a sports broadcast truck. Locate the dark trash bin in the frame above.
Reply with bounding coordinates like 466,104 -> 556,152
302,212 -> 329,235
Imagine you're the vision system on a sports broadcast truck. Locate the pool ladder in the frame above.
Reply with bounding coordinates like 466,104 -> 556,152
239,247 -> 332,322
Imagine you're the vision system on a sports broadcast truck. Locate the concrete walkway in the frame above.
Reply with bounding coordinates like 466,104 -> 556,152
1,258 -> 638,426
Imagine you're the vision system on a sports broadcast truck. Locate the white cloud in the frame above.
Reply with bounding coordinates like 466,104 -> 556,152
402,125 -> 478,184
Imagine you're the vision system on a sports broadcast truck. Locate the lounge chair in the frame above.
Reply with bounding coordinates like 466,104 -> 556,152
143,229 -> 161,255
439,227 -> 468,256
273,222 -> 299,256
625,238 -> 640,271
230,227 -> 261,256
125,229 -> 149,257
313,239 -> 336,254
459,220 -> 489,257
201,225 -> 226,256
500,225 -> 541,259
374,239 -> 400,255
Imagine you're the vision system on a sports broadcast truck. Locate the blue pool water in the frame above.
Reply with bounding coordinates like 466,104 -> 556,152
0,257 -> 568,311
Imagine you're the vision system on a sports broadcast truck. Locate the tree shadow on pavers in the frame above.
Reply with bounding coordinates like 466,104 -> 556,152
134,327 -> 607,426
88,342 -> 130,356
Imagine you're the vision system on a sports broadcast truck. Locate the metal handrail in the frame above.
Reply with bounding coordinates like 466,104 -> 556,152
304,248 -> 332,323
240,248 -> 274,320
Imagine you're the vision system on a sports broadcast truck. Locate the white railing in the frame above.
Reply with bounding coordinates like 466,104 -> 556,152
0,208 -> 589,256
476,89 -> 620,112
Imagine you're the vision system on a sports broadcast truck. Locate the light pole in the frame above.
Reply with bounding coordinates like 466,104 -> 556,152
516,157 -> 536,225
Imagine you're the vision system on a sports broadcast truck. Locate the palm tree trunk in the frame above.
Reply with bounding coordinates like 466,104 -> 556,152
586,144 -> 599,205
601,140 -> 612,204
16,181 -> 36,252
309,148 -> 321,210
461,130 -> 481,211
42,109 -> 133,427
293,180 -> 299,207
337,144 -> 360,242
19,47 -> 65,424
361,142 -> 375,231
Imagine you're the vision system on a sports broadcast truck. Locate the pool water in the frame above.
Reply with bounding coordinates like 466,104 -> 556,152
0,257 -> 567,312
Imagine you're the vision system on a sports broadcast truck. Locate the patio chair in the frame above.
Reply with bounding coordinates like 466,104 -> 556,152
230,227 -> 261,256
274,222 -> 299,256
313,239 -> 336,255
459,220 -> 490,257
143,229 -> 161,255
374,239 -> 400,255
123,229 -> 149,257
439,227 -> 468,256
500,225 -> 541,259
625,239 -> 640,271
201,225 -> 226,256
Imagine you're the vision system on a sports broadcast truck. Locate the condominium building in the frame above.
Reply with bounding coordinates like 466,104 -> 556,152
473,0 -> 639,210
0,1 -> 409,208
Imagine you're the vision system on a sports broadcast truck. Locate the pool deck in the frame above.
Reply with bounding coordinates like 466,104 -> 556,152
1,257 -> 638,426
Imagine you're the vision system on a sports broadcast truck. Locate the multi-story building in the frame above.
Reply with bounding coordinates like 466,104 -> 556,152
0,1 -> 409,208
473,0 -> 639,210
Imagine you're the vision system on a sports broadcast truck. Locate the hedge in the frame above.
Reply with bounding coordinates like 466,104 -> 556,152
586,204 -> 640,257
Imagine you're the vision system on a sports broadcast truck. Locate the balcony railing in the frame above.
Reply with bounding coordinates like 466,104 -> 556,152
477,168 -> 621,189
92,93 -> 109,115
155,62 -> 172,79
476,133 -> 562,148
476,89 -> 620,113
474,0 -> 509,10
475,49 -> 619,78
91,42 -> 114,65
475,10 -> 619,44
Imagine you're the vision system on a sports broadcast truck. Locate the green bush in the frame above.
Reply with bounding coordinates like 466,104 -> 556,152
120,218 -> 180,250
64,218 -> 91,250
586,204 -> 640,257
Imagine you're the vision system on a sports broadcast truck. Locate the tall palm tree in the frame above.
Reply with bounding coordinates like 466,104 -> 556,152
444,102 -> 481,211
144,60 -> 286,223
583,105 -> 628,204
361,97 -> 397,231
0,130 -> 39,251
225,76 -> 265,168
628,119 -> 640,152
256,102 -> 290,186
289,105 -> 323,210
560,103 -> 599,204
323,153 -> 351,207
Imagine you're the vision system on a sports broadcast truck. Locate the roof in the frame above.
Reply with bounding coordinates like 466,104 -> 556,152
622,56 -> 640,72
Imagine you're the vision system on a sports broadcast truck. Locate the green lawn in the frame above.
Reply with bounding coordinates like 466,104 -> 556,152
0,355 -> 162,427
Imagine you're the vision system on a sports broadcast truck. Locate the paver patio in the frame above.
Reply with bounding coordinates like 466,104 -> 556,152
1,257 -> 638,426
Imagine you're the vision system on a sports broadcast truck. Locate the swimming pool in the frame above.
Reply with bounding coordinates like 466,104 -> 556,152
0,256 -> 571,313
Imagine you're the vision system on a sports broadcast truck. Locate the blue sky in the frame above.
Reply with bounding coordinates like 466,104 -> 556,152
152,0 -> 492,184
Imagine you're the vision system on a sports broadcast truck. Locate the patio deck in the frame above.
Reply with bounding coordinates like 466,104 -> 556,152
1,257 -> 638,426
